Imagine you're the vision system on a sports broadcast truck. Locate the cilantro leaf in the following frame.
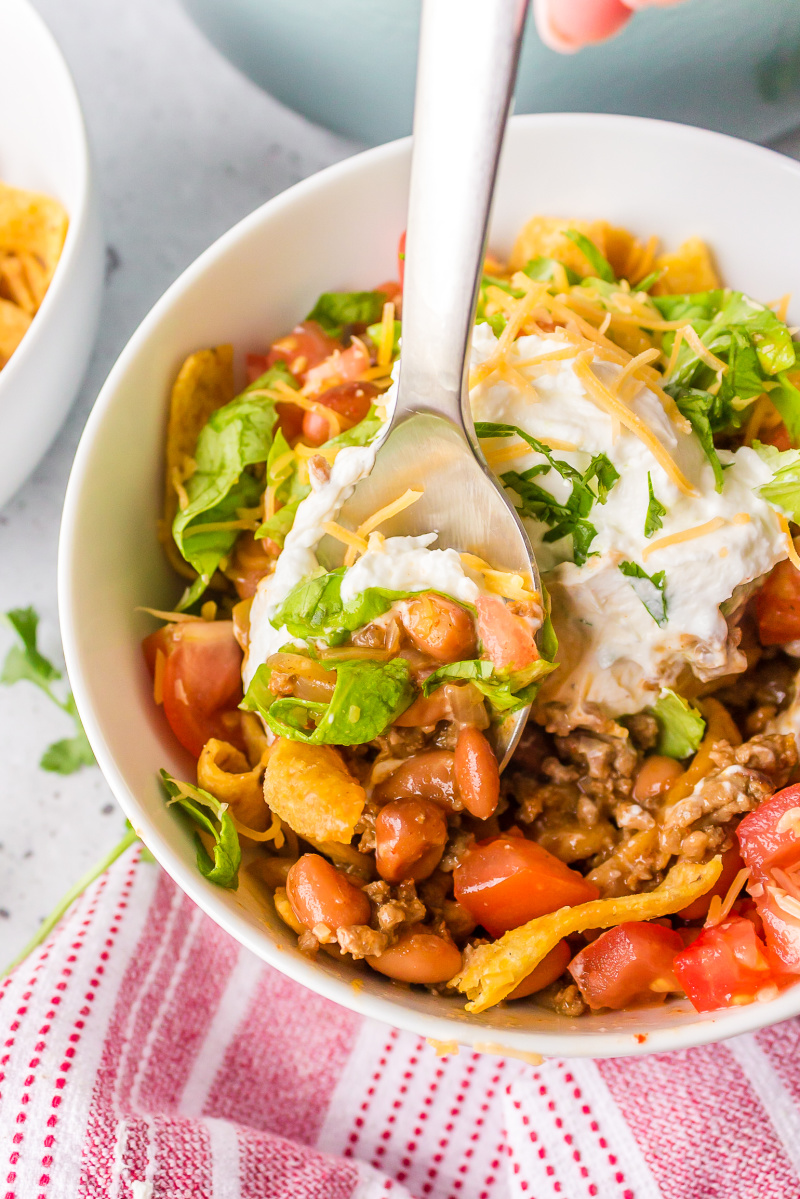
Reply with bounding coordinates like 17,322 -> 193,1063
160,769 -> 240,888
1,608 -> 96,774
476,422 -> 618,566
306,290 -> 387,338
644,472 -> 667,538
619,561 -> 668,627
563,230 -> 616,282
242,658 -> 414,745
648,689 -> 706,759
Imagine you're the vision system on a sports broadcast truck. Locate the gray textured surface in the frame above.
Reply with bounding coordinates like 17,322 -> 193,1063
1,0 -> 799,968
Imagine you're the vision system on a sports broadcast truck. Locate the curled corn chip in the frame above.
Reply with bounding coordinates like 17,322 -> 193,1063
451,857 -> 722,1013
263,737 -> 366,845
650,237 -> 720,296
161,345 -> 235,578
0,297 -> 31,368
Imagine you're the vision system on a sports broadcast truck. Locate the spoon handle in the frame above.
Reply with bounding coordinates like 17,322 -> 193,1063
394,0 -> 530,429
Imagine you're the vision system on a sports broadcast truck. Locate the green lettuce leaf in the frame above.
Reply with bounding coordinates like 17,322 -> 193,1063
172,365 -> 291,605
754,441 -> 800,522
160,769 -> 240,888
1,607 -> 96,774
648,689 -> 706,759
523,257 -> 580,286
644,471 -> 667,537
306,290 -> 387,338
564,230 -> 615,282
421,656 -> 557,714
242,658 -> 414,745
619,561 -> 668,627
366,318 -> 402,359
673,389 -> 725,493
772,372 -> 800,446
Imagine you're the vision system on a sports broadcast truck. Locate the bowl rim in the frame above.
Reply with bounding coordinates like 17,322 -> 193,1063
59,112 -> 800,1058
0,0 -> 95,399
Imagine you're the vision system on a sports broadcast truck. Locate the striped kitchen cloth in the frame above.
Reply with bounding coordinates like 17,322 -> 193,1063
2,846 -> 800,1199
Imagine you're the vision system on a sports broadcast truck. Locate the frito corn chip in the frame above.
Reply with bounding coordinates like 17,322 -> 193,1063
263,737 -> 365,845
650,237 -> 720,296
0,297 -> 32,368
161,345 -> 235,578
451,857 -> 722,1013
0,181 -> 68,289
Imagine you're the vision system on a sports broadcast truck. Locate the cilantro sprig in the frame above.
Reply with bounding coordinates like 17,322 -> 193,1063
1,607 -> 95,774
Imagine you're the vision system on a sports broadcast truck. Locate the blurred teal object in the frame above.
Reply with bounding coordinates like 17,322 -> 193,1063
181,0 -> 800,146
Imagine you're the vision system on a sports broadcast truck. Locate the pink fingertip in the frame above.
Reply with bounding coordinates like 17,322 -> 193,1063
535,0 -> 633,50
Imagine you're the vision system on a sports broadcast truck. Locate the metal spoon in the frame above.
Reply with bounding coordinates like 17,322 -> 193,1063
324,0 -> 536,768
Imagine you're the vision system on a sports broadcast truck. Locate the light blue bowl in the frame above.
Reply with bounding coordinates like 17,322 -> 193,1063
182,0 -> 800,146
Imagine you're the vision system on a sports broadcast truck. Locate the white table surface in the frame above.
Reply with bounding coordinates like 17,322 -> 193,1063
2,0 -> 800,967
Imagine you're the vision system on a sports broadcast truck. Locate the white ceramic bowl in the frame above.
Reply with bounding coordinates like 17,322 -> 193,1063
60,114 -> 800,1058
0,0 -> 103,508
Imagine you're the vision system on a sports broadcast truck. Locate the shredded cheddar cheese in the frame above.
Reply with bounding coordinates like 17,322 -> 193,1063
321,522 -> 369,555
459,552 -> 539,602
342,489 -> 424,566
573,355 -> 696,495
377,300 -> 396,369
641,517 -> 727,561
776,512 -> 800,571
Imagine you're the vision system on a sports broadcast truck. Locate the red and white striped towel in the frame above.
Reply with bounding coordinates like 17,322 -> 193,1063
4,847 -> 800,1199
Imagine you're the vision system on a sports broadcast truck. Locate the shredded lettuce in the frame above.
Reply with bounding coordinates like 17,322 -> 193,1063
421,656 -> 557,714
648,689 -> 706,759
242,657 -> 414,745
160,770 -> 240,888
754,441 -> 800,522
306,290 -> 387,338
673,389 -> 725,493
523,256 -> 580,286
563,229 -> 615,283
619,561 -> 668,627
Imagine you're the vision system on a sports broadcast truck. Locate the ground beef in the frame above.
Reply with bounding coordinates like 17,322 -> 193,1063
364,879 -> 426,937
554,730 -> 639,806
535,981 -> 587,1017
626,713 -> 659,751
659,733 -> 797,858
336,925 -> 387,959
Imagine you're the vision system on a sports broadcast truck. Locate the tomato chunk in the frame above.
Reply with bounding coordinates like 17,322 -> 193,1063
673,916 -> 773,1012
302,380 -> 378,446
678,844 -> 745,921
266,320 -> 341,376
246,351 -> 305,441
508,939 -> 571,1000
569,922 -> 683,1010
756,559 -> 800,646
476,594 -> 538,672
453,836 -> 599,938
738,783 -> 800,972
143,620 -> 243,758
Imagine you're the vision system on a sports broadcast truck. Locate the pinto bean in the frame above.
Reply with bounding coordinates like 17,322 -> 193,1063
375,800 -> 448,883
454,726 -> 500,819
366,925 -> 462,983
398,594 -> 476,662
286,853 -> 371,931
633,754 -> 684,803
507,940 -> 572,1000
374,750 -> 459,810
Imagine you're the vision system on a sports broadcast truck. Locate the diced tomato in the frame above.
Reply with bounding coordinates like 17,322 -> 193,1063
678,844 -> 746,921
568,922 -> 683,1010
246,352 -> 269,385
672,916 -> 773,1012
398,231 -> 406,288
266,320 -> 341,376
303,339 -> 371,397
760,421 -> 792,452
302,380 -> 379,446
476,594 -> 539,672
738,783 -> 800,972
756,559 -> 800,646
508,939 -> 572,1000
142,620 -> 243,758
453,836 -> 599,938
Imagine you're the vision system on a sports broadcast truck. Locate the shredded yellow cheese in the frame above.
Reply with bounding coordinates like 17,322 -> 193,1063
641,516 -> 727,561
377,300 -> 396,369
613,347 -> 662,397
343,489 -> 424,567
706,867 -> 750,927
681,324 -> 728,375
232,811 -> 285,847
321,522 -> 369,555
573,355 -> 696,495
483,436 -> 578,467
776,512 -> 800,570
459,552 -> 539,602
